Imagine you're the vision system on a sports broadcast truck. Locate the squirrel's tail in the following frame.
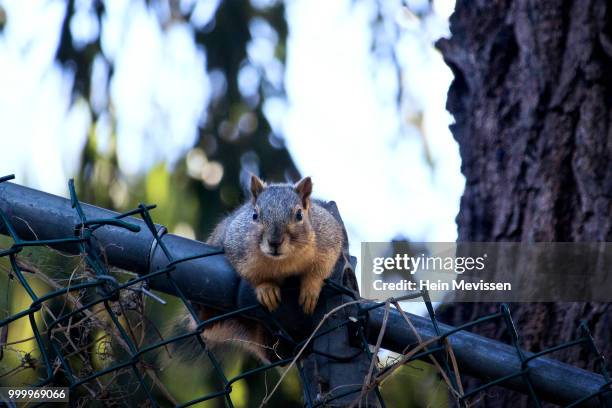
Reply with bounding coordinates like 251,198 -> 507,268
192,305 -> 282,364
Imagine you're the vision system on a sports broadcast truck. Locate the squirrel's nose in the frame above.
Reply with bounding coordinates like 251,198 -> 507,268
268,238 -> 284,250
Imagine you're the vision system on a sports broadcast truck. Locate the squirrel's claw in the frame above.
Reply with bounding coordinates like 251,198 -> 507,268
255,283 -> 281,311
299,290 -> 319,315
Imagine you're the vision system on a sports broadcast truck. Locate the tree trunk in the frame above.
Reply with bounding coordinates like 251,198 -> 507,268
436,0 -> 612,406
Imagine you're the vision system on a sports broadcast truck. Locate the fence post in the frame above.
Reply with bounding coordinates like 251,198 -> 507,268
299,201 -> 379,407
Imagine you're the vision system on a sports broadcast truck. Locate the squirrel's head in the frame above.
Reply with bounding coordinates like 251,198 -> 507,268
249,174 -> 315,259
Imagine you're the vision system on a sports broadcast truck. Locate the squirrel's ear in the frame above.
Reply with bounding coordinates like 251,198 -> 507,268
294,176 -> 312,209
250,174 -> 266,201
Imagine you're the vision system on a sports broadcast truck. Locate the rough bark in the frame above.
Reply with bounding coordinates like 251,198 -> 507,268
436,0 -> 612,406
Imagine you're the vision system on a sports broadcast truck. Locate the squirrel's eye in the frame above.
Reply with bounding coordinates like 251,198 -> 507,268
295,209 -> 303,222
252,211 -> 258,221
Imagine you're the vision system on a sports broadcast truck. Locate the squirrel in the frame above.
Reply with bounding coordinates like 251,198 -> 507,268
193,175 -> 344,362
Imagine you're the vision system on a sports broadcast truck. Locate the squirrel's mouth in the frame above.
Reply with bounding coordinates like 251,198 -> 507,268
265,250 -> 285,258
260,246 -> 286,258
260,239 -> 287,258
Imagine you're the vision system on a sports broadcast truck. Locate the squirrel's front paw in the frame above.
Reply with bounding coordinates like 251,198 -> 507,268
255,283 -> 281,311
299,287 -> 320,315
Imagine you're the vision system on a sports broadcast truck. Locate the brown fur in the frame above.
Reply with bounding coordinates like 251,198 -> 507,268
195,175 -> 343,362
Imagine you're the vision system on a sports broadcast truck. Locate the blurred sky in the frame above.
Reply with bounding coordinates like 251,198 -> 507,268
0,0 -> 462,262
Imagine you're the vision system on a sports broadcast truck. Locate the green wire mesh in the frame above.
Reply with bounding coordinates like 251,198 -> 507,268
0,174 -> 610,407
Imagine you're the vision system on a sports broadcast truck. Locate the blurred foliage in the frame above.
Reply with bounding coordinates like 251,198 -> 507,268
62,0 -> 298,239
0,5 -> 6,32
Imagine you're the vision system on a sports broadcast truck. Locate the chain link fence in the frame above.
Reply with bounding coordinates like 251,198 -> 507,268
0,174 -> 610,407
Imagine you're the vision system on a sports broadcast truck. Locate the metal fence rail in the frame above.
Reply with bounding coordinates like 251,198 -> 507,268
0,175 -> 610,407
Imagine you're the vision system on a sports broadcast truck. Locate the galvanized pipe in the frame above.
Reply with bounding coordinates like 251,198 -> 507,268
367,306 -> 609,407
